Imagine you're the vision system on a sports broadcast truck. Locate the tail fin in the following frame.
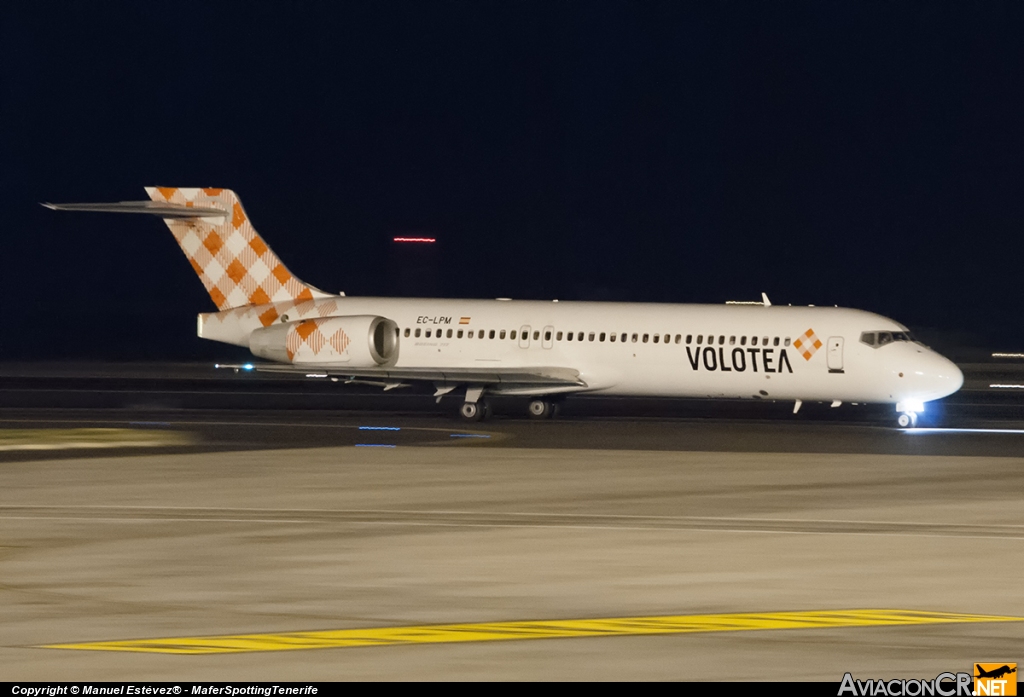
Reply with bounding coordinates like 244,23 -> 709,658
144,187 -> 332,310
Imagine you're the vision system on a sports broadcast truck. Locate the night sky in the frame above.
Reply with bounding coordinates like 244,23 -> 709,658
3,2 -> 1024,360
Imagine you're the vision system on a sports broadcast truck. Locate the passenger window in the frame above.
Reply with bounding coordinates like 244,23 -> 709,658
599,332 -> 606,342
610,333 -> 616,342
404,328 -> 410,337
740,336 -> 747,346
510,330 -> 516,340
533,331 -> 540,340
729,336 -> 735,345
567,332 -> 573,341
653,334 -> 660,343
447,329 -> 453,338
686,335 -> 692,345
468,330 -> 474,338
697,335 -> 703,345
556,331 -> 563,341
415,328 -> 421,338
718,336 -> 724,345
675,335 -> 681,344
621,333 -> 627,342
426,329 -> 432,338
457,330 -> 464,339
784,337 -> 790,346
578,332 -> 584,341
632,333 -> 638,343
544,331 -> 551,341
499,330 -> 506,339
773,337 -> 779,346
588,332 -> 595,342
762,337 -> 769,346
642,334 -> 649,343
489,330 -> 496,339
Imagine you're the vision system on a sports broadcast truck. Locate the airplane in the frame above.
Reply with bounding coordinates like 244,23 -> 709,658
976,665 -> 1016,680
44,187 -> 964,426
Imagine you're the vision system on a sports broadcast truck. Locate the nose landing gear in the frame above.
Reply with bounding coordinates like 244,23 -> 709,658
897,412 -> 918,428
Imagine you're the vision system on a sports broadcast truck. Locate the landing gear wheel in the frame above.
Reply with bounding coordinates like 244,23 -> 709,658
460,400 -> 491,422
528,399 -> 553,419
897,412 -> 918,428
460,401 -> 483,422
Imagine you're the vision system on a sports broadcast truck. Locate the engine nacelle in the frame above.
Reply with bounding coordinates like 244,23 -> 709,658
249,315 -> 399,366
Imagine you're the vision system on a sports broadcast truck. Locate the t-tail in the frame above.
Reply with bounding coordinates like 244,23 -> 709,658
44,187 -> 333,310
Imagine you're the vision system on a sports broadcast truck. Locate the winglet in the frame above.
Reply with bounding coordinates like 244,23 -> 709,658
762,292 -> 772,307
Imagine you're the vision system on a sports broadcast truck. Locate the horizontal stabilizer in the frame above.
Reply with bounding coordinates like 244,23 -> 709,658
42,201 -> 227,219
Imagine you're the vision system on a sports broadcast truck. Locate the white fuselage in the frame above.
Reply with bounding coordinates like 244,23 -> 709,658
199,296 -> 964,407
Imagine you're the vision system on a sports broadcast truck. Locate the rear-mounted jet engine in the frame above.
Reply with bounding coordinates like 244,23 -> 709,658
249,315 -> 399,366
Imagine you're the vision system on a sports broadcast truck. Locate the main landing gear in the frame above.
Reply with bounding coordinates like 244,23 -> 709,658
459,400 -> 491,422
527,399 -> 558,420
458,396 -> 560,421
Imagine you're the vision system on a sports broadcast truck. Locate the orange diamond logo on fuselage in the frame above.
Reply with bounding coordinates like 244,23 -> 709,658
793,328 -> 823,361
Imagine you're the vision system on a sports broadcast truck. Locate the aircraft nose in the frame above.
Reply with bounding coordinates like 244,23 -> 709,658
897,347 -> 963,403
922,351 -> 963,399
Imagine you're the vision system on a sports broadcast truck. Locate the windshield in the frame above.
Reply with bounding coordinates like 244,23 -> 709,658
860,330 -> 915,348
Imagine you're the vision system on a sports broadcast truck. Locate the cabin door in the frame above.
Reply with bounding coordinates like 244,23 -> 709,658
827,336 -> 844,373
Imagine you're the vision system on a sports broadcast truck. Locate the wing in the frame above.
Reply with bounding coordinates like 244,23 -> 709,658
217,363 -> 588,396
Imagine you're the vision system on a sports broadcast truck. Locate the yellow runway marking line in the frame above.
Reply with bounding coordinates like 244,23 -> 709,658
42,609 -> 1024,655
0,428 -> 190,451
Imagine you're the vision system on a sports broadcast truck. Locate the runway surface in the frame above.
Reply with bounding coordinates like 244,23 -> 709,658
2,409 -> 1024,680
2,362 -> 1024,680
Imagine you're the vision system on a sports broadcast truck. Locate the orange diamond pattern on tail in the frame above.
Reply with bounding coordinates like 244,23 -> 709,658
283,318 -> 352,362
792,328 -> 823,361
146,187 -> 331,311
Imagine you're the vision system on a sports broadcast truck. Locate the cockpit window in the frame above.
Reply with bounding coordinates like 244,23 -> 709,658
860,330 -> 916,348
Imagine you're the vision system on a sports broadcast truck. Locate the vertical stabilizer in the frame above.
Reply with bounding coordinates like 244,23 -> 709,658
145,187 -> 332,310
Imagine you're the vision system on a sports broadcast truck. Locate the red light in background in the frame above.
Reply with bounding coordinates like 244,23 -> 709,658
393,237 -> 436,243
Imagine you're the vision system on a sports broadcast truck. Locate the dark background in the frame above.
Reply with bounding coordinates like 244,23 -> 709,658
2,2 -> 1022,361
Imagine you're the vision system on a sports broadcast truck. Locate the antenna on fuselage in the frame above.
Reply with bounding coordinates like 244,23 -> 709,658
761,292 -> 771,307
